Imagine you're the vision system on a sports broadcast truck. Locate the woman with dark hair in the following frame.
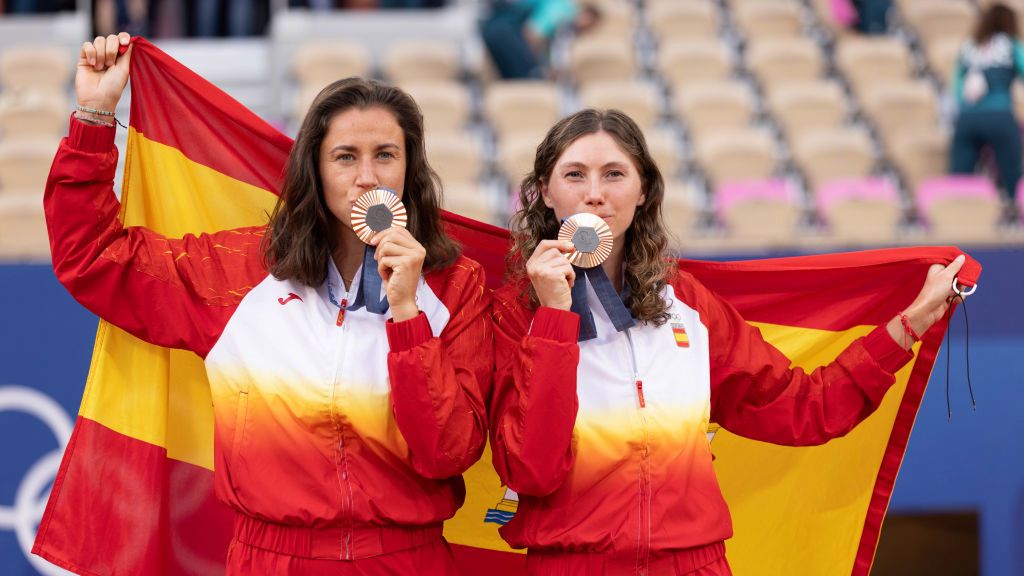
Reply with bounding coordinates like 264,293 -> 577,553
46,33 -> 491,574
489,109 -> 965,575
950,2 -> 1024,220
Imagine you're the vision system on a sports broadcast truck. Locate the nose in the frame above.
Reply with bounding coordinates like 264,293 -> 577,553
582,179 -> 605,207
354,158 -> 379,189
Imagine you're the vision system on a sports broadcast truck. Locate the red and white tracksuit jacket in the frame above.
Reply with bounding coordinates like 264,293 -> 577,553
490,271 -> 912,575
45,120 -> 493,572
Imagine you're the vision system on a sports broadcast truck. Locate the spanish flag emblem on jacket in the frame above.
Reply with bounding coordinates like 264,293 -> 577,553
672,321 -> 690,348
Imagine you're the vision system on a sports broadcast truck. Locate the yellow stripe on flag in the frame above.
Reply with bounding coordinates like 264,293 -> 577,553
79,129 -> 278,470
716,323 -> 918,576
445,442 -> 527,554
120,128 -> 278,235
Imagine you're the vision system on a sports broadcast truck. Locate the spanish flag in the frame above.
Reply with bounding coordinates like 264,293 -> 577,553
33,39 -> 981,576
672,322 -> 690,348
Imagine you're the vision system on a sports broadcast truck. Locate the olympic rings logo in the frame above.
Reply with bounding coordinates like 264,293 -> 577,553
0,385 -> 75,576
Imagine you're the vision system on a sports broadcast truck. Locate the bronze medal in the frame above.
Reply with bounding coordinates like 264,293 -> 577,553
351,187 -> 407,244
558,213 -> 613,268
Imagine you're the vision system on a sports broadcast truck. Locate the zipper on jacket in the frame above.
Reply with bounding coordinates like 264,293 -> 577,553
327,287 -> 355,560
336,298 -> 348,327
625,330 -> 645,409
625,329 -> 652,573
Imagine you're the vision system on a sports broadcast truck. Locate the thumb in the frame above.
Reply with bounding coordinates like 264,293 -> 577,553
946,254 -> 966,276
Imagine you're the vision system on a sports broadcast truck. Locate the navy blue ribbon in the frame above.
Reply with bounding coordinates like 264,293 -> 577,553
570,265 -> 635,342
348,245 -> 389,314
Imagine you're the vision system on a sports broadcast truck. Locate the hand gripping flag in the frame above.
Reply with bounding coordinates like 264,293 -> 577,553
33,39 -> 981,576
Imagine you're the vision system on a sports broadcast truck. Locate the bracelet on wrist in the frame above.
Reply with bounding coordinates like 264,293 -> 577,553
76,104 -> 115,117
898,312 -> 922,349
73,111 -> 114,128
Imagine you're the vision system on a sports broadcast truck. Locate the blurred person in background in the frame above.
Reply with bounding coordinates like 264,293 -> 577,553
950,2 -> 1024,223
3,0 -> 73,13
287,0 -> 446,8
481,0 -> 600,79
825,0 -> 890,35
192,0 -> 270,37
94,0 -> 270,38
852,0 -> 890,34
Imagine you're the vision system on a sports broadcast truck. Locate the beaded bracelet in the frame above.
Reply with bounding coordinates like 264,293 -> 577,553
73,111 -> 114,128
76,104 -> 115,117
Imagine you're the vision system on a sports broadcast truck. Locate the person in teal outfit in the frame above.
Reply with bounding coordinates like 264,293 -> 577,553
481,0 -> 600,79
950,2 -> 1024,221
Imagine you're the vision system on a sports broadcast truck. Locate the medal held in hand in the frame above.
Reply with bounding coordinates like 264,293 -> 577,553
558,213 -> 613,269
351,187 -> 407,243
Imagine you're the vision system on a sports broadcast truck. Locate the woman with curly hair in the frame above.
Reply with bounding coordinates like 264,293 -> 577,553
489,108 -> 965,575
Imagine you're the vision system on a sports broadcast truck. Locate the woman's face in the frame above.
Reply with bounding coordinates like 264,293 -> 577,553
318,106 -> 407,233
540,130 -> 645,241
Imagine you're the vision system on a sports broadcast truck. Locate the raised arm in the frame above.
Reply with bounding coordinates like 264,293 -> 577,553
705,256 -> 965,446
47,33 -> 266,357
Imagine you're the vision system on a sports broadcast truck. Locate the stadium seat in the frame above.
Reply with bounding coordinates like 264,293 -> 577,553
767,80 -> 847,141
647,1 -> 719,42
746,38 -> 826,93
733,1 -> 804,41
0,195 -> 49,260
579,81 -> 661,130
484,81 -> 561,142
835,37 -> 914,99
673,80 -> 755,142
889,128 -> 950,194
714,178 -> 800,244
657,39 -> 733,87
695,127 -> 777,188
861,81 -> 938,154
792,127 -> 875,192
426,132 -> 482,187
816,177 -> 901,243
292,42 -> 371,87
0,46 -> 70,93
917,175 -> 1001,242
569,38 -> 635,84
0,90 -> 67,141
0,139 -> 58,191
381,41 -> 460,84
403,81 -> 471,133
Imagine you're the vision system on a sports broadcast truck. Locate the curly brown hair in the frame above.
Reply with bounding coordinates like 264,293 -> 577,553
508,108 -> 675,325
262,77 -> 460,286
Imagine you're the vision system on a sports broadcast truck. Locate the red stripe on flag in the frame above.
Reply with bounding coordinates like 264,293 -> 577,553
684,247 -> 980,330
851,314 -> 950,575
126,39 -> 291,195
34,417 -> 233,575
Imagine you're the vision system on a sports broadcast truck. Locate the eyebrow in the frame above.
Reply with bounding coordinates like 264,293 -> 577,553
328,143 -> 401,154
556,160 -> 630,171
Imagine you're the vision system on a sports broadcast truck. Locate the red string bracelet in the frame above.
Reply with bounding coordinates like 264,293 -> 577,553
899,313 -> 921,349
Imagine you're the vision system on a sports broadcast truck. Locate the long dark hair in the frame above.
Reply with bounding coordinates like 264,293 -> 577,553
508,109 -> 675,325
262,77 -> 459,286
974,3 -> 1018,43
